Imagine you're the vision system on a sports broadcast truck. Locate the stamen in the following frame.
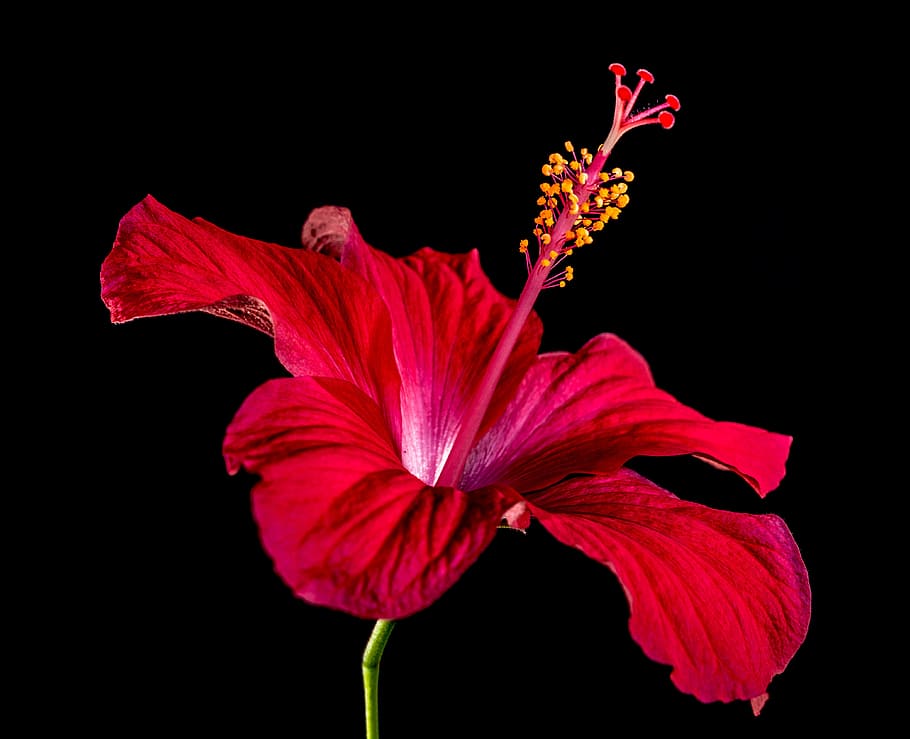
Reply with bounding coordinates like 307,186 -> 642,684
521,62 -> 678,289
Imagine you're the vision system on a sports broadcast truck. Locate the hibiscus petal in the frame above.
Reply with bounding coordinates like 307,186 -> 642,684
223,375 -> 517,619
527,469 -> 810,702
301,206 -> 543,486
464,333 -> 790,497
527,469 -> 811,706
101,195 -> 401,435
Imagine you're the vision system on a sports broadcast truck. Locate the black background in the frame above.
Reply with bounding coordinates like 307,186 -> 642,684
39,9 -> 883,738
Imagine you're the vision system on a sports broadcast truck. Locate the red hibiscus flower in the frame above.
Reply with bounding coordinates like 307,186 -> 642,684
100,64 -> 809,716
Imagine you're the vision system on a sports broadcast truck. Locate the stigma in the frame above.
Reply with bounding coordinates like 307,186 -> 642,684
520,63 -> 680,287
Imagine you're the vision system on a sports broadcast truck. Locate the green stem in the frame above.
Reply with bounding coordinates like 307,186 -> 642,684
363,619 -> 395,739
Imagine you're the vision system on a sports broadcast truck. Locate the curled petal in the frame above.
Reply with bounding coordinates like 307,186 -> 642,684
301,206 -> 542,485
223,375 -> 517,619
101,195 -> 401,435
528,469 -> 811,706
464,333 -> 790,497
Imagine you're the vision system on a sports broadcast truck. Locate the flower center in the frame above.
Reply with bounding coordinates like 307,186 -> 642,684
434,63 -> 679,490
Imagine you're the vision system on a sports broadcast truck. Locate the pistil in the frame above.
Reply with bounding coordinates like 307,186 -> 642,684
434,63 -> 679,490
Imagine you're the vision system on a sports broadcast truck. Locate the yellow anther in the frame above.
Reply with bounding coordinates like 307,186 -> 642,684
519,240 -> 529,252
559,280 -> 566,288
530,145 -> 635,272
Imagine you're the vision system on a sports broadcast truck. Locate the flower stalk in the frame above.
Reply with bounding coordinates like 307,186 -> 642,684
363,619 -> 395,739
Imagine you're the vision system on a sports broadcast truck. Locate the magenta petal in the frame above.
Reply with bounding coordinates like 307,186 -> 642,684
528,469 -> 810,705
101,196 -> 402,435
464,333 -> 791,497
301,206 -> 543,485
223,375 -> 517,619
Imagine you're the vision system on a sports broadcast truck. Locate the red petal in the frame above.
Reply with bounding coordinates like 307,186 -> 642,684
223,375 -> 517,619
528,470 -> 811,705
301,206 -> 543,485
101,196 -> 401,434
464,333 -> 790,497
